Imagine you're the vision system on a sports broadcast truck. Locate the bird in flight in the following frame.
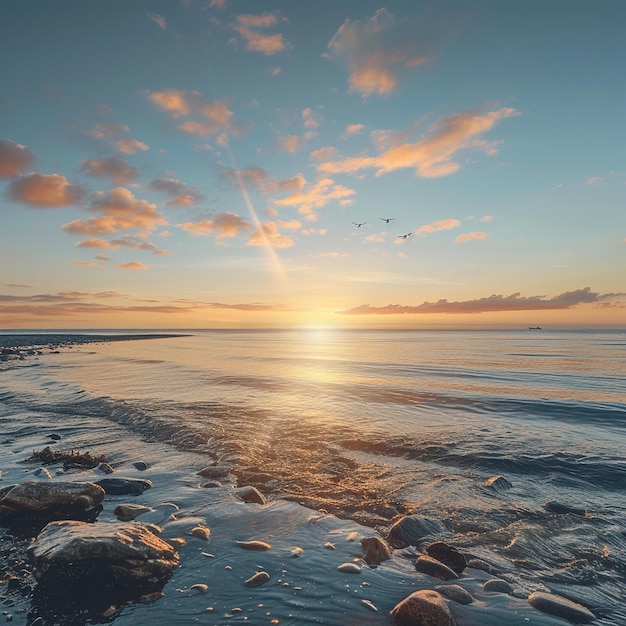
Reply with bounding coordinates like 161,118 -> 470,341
397,232 -> 413,239
380,217 -> 395,223
352,222 -> 366,227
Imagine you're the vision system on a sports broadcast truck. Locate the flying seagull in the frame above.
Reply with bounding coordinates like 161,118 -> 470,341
397,232 -> 413,239
352,222 -> 366,227
380,217 -> 395,223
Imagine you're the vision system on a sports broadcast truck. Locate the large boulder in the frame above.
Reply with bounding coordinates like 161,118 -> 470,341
0,481 -> 105,526
29,520 -> 179,593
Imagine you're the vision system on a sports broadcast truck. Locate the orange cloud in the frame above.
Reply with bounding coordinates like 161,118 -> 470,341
455,231 -> 488,243
63,188 -> 166,236
327,8 -> 436,97
181,212 -> 252,240
76,236 -> 160,252
318,106 -> 519,178
148,13 -> 166,29
272,177 -> 356,220
338,287 -> 623,315
85,121 -> 129,140
115,139 -> 149,154
81,156 -> 138,185
7,173 -> 85,208
118,262 -> 148,270
232,13 -> 288,56
221,166 -> 306,195
414,219 -> 460,237
246,221 -> 294,248
0,139 -> 35,178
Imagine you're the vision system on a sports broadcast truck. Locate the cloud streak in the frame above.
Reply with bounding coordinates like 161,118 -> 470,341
337,288 -> 624,315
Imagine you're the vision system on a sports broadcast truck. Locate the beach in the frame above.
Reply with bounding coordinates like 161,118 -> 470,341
1,331 -> 624,625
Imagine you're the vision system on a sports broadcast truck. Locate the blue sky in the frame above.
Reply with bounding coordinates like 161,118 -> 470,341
1,0 -> 625,328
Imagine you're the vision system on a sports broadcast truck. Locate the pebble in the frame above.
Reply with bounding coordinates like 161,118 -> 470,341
190,526 -> 211,541
337,562 -> 361,574
169,537 -> 187,549
235,486 -> 266,504
190,583 -> 208,594
236,540 -> 271,551
390,589 -> 456,626
415,555 -> 459,581
290,547 -> 304,557
434,584 -> 474,605
361,599 -> 378,612
133,461 -> 149,471
34,468 -> 53,479
482,579 -> 513,594
484,475 -> 513,493
324,541 -> 335,550
361,536 -> 393,565
426,541 -> 467,575
113,503 -> 152,521
244,571 -> 270,587
96,462 -> 115,474
528,591 -> 595,624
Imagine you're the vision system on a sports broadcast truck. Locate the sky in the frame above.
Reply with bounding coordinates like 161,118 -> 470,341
1,0 -> 625,330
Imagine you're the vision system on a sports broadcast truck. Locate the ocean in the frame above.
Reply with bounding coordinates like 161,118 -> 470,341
0,329 -> 624,625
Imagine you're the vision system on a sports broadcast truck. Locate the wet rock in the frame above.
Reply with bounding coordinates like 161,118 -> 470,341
390,589 -> 456,626
387,516 -> 448,548
482,578 -> 513,593
361,536 -> 393,565
466,557 -> 499,575
28,520 -> 179,592
33,468 -> 53,479
244,571 -> 270,587
113,503 -> 153,521
542,501 -> 587,517
434,584 -> 474,605
0,481 -> 104,525
235,486 -> 266,504
236,540 -> 271,551
95,477 -> 152,496
189,526 -> 211,541
133,462 -> 149,471
415,555 -> 459,581
528,591 -> 595,624
337,562 -> 361,574
484,475 -> 513,493
96,462 -> 115,474
426,542 -> 467,575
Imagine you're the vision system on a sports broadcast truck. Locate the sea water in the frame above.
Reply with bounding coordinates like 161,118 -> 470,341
0,329 -> 624,625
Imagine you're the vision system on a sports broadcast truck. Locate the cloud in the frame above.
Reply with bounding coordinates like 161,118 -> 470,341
277,132 -> 316,154
319,106 -> 519,178
0,139 -> 36,178
414,219 -> 460,237
232,13 -> 288,56
342,124 -> 365,139
302,108 -> 321,129
148,177 -> 203,206
309,146 -> 338,162
337,287 -> 623,316
118,262 -> 149,270
221,166 -> 306,195
455,231 -> 488,243
272,177 -> 356,220
148,89 -> 237,140
63,188 -> 166,236
181,212 -> 252,240
76,236 -> 160,252
148,13 -> 166,29
327,8 -> 438,97
115,139 -> 149,154
81,156 -> 138,185
85,121 -> 129,140
247,221 -> 294,248
7,173 -> 85,208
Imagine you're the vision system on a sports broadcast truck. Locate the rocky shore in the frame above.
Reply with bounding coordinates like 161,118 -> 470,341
0,438 -> 598,626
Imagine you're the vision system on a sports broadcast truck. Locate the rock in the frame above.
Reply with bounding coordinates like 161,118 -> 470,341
337,562 -> 361,574
361,536 -> 393,565
387,516 -> 448,548
542,501 -> 587,517
466,558 -> 498,575
434,584 -> 474,605
244,571 -> 270,587
33,468 -> 53,479
29,520 -> 179,593
426,542 -> 467,575
236,540 -> 271,551
390,589 -> 456,626
482,578 -> 513,593
528,591 -> 595,624
197,464 -> 231,478
95,477 -> 152,495
484,475 -> 513,493
190,526 -> 211,541
133,462 -> 149,471
235,486 -> 266,504
96,462 -> 115,474
415,555 -> 459,581
0,481 -> 105,525
113,503 -> 153,521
